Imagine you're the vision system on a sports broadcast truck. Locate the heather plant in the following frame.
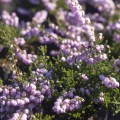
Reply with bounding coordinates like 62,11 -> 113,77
0,0 -> 120,120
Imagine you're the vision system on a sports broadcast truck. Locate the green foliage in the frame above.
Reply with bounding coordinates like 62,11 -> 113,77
35,113 -> 55,120
0,78 -> 3,86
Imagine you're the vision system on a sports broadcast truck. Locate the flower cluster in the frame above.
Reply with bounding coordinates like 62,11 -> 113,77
16,49 -> 37,65
113,59 -> 120,72
1,11 -> 19,27
0,0 -> 12,3
86,0 -> 115,15
107,20 -> 120,43
14,37 -> 25,46
32,10 -> 48,24
52,96 -> 84,114
58,0 -> 107,65
99,75 -> 119,88
78,0 -> 115,15
28,0 -> 58,11
0,64 -> 53,119
94,92 -> 104,104
21,25 -> 40,39
41,0 -> 58,11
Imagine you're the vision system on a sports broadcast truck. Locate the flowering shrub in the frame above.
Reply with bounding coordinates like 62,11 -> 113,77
0,0 -> 120,119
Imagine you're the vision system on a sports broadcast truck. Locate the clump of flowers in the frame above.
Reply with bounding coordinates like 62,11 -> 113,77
99,75 -> 119,88
53,96 -> 84,114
